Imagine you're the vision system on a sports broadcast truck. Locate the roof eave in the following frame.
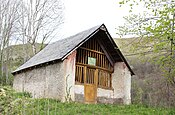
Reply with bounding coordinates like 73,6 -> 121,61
12,59 -> 62,75
101,25 -> 135,76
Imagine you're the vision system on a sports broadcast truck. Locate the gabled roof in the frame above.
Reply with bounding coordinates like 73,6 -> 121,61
12,24 -> 134,75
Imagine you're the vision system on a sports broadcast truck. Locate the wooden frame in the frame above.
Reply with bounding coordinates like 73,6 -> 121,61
75,38 -> 114,89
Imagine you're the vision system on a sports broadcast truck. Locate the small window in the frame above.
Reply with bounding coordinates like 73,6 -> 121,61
88,57 -> 96,66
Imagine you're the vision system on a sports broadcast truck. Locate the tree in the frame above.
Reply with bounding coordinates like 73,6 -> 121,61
17,0 -> 64,58
0,0 -> 20,84
118,0 -> 175,83
0,0 -> 64,85
117,0 -> 175,106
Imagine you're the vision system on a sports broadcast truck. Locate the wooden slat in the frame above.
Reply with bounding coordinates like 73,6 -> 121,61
109,74 -> 111,87
84,66 -> 87,84
76,63 -> 113,73
97,69 -> 112,88
77,38 -> 113,70
80,47 -> 104,55
76,38 -> 114,89
89,69 -> 91,84
80,67 -> 82,82
77,66 -> 79,82
75,65 -> 86,83
95,69 -> 98,87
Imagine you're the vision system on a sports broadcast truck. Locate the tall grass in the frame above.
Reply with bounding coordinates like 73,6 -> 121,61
1,85 -> 175,115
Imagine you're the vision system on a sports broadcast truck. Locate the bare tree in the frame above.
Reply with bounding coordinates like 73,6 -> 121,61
0,0 -> 63,85
18,0 -> 64,57
0,0 -> 20,84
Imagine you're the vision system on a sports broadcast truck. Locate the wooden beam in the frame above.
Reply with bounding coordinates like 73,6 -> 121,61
76,62 -> 113,73
80,47 -> 104,55
97,39 -> 114,66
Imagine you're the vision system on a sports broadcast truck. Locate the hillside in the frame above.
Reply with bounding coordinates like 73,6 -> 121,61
7,43 -> 45,61
114,38 -> 175,107
4,43 -> 46,71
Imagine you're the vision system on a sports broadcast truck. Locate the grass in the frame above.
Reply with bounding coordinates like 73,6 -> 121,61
0,85 -> 175,115
6,100 -> 175,115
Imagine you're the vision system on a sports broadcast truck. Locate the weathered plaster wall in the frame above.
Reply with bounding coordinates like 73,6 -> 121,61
13,62 -> 65,101
97,88 -> 113,98
13,50 -> 77,102
97,88 -> 115,104
63,50 -> 76,102
74,85 -> 84,103
45,63 -> 65,101
112,62 -> 131,104
74,85 -> 84,95
13,72 -> 25,92
123,66 -> 131,104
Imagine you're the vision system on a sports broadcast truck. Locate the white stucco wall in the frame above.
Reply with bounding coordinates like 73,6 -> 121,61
13,62 -> 65,100
13,72 -> 25,92
13,50 -> 77,102
63,50 -> 77,102
97,88 -> 114,98
124,66 -> 131,104
75,85 -> 84,95
112,62 -> 131,104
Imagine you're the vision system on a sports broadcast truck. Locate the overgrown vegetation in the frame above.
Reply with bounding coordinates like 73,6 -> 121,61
0,86 -> 175,115
115,38 -> 175,107
118,0 -> 175,83
116,0 -> 175,107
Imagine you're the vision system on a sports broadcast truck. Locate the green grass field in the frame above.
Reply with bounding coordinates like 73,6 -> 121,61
1,85 -> 175,115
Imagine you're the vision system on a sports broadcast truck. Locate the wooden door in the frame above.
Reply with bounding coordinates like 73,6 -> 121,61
84,67 -> 98,103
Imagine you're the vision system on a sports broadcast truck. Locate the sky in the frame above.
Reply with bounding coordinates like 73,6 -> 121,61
56,0 -> 131,40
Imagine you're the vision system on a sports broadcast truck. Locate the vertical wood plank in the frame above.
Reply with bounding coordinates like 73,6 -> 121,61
77,66 -> 78,82
85,50 -> 87,64
79,66 -> 81,82
110,74 -> 112,88
95,69 -> 97,86
84,66 -> 87,84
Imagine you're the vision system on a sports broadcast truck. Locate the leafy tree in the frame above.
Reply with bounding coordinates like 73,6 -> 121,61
118,0 -> 175,85
117,0 -> 175,107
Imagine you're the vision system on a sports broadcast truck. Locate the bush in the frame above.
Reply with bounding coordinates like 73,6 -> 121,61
0,85 -> 32,114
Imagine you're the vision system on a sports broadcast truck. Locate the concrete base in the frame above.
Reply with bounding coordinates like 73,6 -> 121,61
75,93 -> 124,104
75,94 -> 84,103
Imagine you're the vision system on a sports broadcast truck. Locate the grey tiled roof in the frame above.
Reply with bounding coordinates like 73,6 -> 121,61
13,25 -> 101,73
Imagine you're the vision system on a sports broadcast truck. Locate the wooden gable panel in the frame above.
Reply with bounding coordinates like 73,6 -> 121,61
76,37 -> 113,71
